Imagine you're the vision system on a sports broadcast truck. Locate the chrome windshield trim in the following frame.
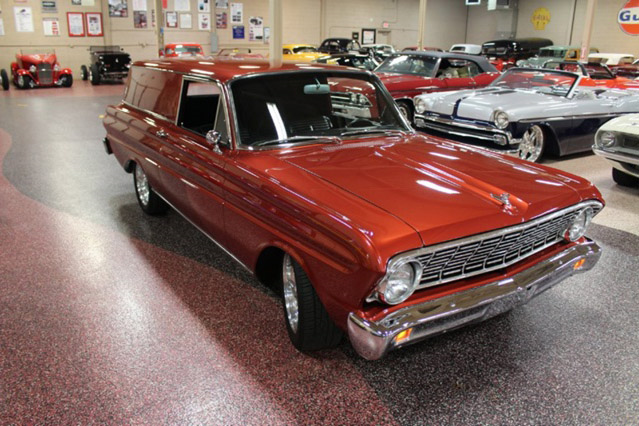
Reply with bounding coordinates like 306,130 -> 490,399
386,200 -> 603,290
593,147 -> 639,166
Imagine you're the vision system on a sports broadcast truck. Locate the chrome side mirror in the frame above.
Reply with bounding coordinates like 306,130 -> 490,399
205,130 -> 223,154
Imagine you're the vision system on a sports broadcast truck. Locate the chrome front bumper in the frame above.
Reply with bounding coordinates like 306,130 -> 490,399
348,239 -> 601,360
415,114 -> 520,154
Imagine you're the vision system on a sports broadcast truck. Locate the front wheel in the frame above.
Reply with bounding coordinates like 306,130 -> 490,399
281,253 -> 342,352
133,163 -> 168,215
397,101 -> 414,124
612,167 -> 639,187
517,125 -> 545,162
0,69 -> 9,90
90,64 -> 101,85
60,74 -> 73,87
16,75 -> 31,90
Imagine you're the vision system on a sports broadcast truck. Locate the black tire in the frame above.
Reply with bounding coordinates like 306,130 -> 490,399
80,65 -> 88,81
281,253 -> 342,352
133,163 -> 169,215
0,69 -> 9,91
612,167 -> 639,187
90,64 -> 101,86
397,100 -> 414,124
61,74 -> 73,87
16,74 -> 31,90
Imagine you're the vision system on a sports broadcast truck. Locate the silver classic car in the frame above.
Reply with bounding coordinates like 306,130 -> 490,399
414,68 -> 639,162
593,114 -> 639,186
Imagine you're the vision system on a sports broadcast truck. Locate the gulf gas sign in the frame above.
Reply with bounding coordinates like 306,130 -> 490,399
619,0 -> 639,35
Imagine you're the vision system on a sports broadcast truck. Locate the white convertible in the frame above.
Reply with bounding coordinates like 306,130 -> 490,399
593,114 -> 639,186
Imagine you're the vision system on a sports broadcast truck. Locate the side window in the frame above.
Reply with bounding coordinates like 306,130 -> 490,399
437,59 -> 481,78
283,49 -> 292,54
177,80 -> 223,137
620,57 -> 634,65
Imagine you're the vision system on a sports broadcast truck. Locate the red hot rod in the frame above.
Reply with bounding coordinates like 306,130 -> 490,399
1,51 -> 73,90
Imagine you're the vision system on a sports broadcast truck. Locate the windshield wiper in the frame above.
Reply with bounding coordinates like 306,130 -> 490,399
339,128 -> 406,138
253,135 -> 342,147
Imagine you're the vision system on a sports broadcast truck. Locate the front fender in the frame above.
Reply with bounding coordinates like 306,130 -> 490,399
60,68 -> 73,75
15,69 -> 32,77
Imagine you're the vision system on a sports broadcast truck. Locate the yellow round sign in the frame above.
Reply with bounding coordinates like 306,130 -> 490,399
531,7 -> 551,30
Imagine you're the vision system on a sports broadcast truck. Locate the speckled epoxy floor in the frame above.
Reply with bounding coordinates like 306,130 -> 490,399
1,84 -> 638,424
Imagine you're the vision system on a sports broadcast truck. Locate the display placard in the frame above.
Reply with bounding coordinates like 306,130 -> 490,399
67,11 -> 85,36
86,12 -> 103,36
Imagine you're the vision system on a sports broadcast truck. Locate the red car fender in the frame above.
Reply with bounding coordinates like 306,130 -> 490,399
15,68 -> 32,77
60,68 -> 73,75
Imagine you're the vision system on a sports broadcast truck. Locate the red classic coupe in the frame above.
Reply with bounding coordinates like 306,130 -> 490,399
103,59 -> 603,359
374,51 -> 499,122
2,51 -> 73,90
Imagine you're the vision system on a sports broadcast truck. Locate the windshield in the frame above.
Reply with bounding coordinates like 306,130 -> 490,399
490,69 -> 578,97
375,55 -> 438,76
293,46 -> 317,53
230,71 -> 409,147
539,49 -> 564,58
175,46 -> 203,54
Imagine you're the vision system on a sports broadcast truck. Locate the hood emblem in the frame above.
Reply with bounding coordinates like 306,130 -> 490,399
491,192 -> 511,206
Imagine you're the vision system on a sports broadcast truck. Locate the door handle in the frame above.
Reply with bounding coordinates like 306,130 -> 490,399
156,129 -> 168,138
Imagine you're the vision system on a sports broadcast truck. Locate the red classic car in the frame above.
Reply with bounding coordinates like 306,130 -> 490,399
374,51 -> 500,122
543,61 -> 639,90
103,59 -> 604,360
2,51 -> 72,90
159,43 -> 205,58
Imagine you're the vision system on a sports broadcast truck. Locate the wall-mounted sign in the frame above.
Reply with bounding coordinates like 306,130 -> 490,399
232,24 -> 244,39
41,0 -> 57,13
66,11 -> 84,36
86,12 -> 103,36
108,0 -> 128,17
14,6 -> 34,32
42,17 -> 59,35
618,0 -> 639,35
531,7 -> 550,30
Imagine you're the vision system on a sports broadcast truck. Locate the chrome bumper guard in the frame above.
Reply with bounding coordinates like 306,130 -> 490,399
348,239 -> 601,360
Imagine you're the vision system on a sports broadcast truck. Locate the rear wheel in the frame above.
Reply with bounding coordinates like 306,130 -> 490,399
0,69 -> 8,91
397,100 -> 414,124
90,64 -> 101,86
16,75 -> 31,90
281,253 -> 342,352
80,65 -> 88,81
517,125 -> 545,162
612,167 -> 639,187
133,163 -> 169,215
60,74 -> 73,87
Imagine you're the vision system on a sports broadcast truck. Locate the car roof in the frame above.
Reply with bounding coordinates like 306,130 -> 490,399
283,44 -> 314,49
131,58 -> 361,83
389,50 -> 495,66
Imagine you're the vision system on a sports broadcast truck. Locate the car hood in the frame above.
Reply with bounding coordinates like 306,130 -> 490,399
418,87 -> 566,122
18,53 -> 57,66
279,134 -> 595,246
600,113 -> 639,132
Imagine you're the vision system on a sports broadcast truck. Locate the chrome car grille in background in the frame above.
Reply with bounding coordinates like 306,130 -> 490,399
415,203 -> 602,289
38,63 -> 53,85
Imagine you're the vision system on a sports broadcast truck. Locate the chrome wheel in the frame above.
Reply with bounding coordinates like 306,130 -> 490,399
518,125 -> 544,162
397,102 -> 413,123
282,254 -> 299,333
17,75 -> 26,89
135,165 -> 150,206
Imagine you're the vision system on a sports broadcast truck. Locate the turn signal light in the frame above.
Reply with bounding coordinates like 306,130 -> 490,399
394,328 -> 413,344
574,259 -> 586,270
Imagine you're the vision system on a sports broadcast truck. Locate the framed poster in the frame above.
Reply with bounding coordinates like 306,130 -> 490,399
174,0 -> 189,11
165,11 -> 177,28
41,0 -> 57,13
66,11 -> 85,36
248,16 -> 262,41
14,6 -> 34,32
133,10 -> 147,28
215,0 -> 228,8
179,13 -> 191,28
198,0 -> 209,12
215,11 -> 226,29
230,2 -> 241,23
42,17 -> 60,35
198,13 -> 209,30
361,28 -> 376,45
232,24 -> 243,39
85,12 -> 103,36
108,0 -> 128,17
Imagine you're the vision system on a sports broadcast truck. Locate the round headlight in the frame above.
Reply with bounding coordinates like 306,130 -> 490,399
494,110 -> 509,129
414,97 -> 427,114
378,259 -> 422,305
29,65 -> 37,73
598,131 -> 616,148
564,207 -> 594,242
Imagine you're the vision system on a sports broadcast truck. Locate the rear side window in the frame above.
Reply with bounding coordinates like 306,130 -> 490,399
124,66 -> 181,120
177,80 -> 228,141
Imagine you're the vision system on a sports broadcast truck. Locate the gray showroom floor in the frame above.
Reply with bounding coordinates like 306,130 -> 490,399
1,84 -> 638,424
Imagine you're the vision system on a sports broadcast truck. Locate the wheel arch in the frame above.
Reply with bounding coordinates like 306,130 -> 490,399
536,122 -> 561,157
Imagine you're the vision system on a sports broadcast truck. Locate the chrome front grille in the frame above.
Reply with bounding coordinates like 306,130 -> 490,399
413,202 -> 602,289
38,63 -> 53,85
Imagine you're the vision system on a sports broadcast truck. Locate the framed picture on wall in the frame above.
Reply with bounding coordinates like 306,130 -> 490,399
85,12 -> 103,36
66,12 -> 85,37
362,28 -> 376,45
166,11 -> 178,28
